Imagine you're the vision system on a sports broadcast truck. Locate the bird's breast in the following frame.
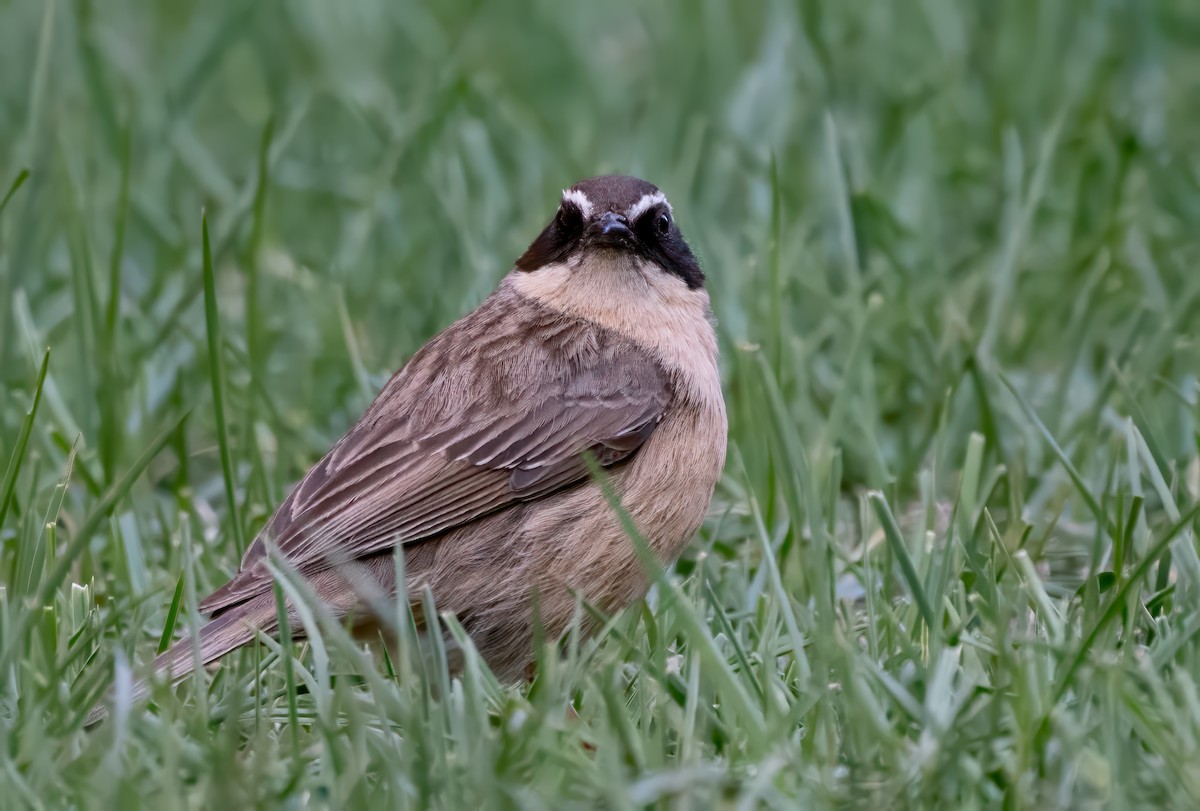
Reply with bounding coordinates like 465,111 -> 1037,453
613,390 -> 727,558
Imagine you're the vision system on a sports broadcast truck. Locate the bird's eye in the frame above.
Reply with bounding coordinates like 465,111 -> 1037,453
655,212 -> 671,235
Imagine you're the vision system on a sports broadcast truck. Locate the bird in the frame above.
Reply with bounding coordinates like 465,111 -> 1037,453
89,174 -> 726,721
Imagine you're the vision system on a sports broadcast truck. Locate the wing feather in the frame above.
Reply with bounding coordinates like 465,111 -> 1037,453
199,288 -> 672,614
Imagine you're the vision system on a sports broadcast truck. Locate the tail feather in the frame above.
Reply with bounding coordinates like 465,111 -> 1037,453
85,597 -> 276,727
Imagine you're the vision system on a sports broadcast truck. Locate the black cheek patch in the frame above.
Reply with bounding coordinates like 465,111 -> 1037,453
657,235 -> 705,289
516,206 -> 582,271
634,216 -> 705,289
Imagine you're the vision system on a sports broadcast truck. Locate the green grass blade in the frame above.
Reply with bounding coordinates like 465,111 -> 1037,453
998,369 -> 1116,538
0,168 -> 30,219
869,491 -> 937,634
0,347 -> 49,530
243,116 -> 274,496
98,128 -> 130,482
156,573 -> 185,655
201,210 -> 246,554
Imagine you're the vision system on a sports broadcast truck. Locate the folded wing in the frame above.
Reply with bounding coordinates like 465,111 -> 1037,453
199,292 -> 672,614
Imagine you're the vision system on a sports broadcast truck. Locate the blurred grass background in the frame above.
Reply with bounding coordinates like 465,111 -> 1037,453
2,0 -> 1200,807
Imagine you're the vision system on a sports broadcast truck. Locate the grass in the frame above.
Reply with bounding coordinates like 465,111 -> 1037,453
2,0 -> 1200,807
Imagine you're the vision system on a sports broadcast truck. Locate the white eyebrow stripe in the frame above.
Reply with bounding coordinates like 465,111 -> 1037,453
626,191 -> 671,221
561,189 -> 593,219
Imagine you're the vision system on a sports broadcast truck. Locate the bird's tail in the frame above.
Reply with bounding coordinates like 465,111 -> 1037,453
85,596 -> 276,727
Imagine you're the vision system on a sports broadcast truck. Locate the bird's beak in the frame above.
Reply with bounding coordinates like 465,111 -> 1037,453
592,211 -> 634,247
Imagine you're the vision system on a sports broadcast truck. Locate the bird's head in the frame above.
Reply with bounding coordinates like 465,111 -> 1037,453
515,175 -> 704,289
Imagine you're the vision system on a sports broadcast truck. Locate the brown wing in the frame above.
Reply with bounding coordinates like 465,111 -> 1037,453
199,288 -> 672,614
